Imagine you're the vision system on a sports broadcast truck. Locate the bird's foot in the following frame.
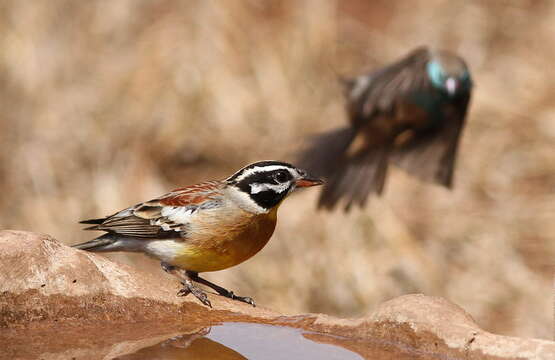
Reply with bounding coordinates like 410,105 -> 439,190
223,291 -> 256,307
186,271 -> 256,307
177,281 -> 212,308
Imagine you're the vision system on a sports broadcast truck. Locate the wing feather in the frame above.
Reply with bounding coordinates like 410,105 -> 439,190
390,94 -> 471,187
81,181 -> 224,238
346,46 -> 432,127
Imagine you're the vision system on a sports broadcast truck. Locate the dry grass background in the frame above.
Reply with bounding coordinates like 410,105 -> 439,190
0,0 -> 553,339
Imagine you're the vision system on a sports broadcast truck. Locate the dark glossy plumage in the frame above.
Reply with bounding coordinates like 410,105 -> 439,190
298,46 -> 472,210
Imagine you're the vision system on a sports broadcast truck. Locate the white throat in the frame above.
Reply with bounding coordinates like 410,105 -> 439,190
224,186 -> 268,214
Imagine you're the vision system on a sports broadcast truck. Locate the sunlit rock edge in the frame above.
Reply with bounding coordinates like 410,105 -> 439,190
0,231 -> 552,360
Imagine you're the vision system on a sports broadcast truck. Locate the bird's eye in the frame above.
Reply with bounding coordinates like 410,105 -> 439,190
274,171 -> 289,183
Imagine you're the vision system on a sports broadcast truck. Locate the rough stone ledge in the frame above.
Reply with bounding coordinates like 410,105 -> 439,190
0,230 -> 553,360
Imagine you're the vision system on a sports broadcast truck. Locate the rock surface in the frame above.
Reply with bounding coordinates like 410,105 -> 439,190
0,230 -> 553,359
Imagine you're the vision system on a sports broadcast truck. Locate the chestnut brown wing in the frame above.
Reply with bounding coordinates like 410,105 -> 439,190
80,181 -> 224,238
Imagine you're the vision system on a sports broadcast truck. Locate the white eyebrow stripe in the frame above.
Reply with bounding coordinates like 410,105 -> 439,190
230,165 -> 296,182
249,182 -> 290,194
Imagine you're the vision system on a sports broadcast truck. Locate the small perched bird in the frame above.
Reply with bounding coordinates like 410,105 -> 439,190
298,46 -> 472,210
73,161 -> 322,307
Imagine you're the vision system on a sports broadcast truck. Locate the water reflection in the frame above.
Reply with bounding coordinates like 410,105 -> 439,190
120,334 -> 248,360
118,323 -> 363,360
1,320 -> 441,359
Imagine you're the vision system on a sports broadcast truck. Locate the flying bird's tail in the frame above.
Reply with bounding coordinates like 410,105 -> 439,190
297,126 -> 356,180
297,126 -> 389,211
317,145 -> 389,211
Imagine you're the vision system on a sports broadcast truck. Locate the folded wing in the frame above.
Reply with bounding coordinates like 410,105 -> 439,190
80,181 -> 224,238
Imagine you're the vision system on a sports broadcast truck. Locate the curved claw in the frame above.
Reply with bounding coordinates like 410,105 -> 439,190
228,292 -> 255,307
177,288 -> 190,297
177,283 -> 212,308
239,296 -> 256,307
194,292 -> 212,308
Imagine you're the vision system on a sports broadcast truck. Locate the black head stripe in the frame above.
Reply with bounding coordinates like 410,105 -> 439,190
236,172 -> 278,193
226,160 -> 295,183
231,166 -> 298,210
249,189 -> 285,210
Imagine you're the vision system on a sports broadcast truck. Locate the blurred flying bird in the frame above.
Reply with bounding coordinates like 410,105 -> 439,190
298,46 -> 472,210
73,161 -> 322,307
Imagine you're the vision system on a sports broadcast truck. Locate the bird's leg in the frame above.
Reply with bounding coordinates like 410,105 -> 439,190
161,262 -> 174,273
187,271 -> 256,307
160,262 -> 211,307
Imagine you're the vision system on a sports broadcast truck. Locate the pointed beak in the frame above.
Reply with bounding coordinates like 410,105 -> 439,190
446,77 -> 458,96
296,176 -> 324,188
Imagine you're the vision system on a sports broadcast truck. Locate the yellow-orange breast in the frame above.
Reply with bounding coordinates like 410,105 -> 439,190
169,206 -> 278,272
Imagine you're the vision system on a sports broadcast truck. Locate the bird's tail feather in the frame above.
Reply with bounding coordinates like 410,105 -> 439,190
317,146 -> 389,211
79,217 -> 106,225
297,126 -> 357,179
72,234 -> 119,252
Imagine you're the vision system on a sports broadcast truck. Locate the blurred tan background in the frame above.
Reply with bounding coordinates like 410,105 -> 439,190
0,0 -> 553,339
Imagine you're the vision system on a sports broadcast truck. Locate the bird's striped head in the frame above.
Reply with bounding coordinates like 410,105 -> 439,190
226,160 -> 323,213
426,51 -> 472,97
